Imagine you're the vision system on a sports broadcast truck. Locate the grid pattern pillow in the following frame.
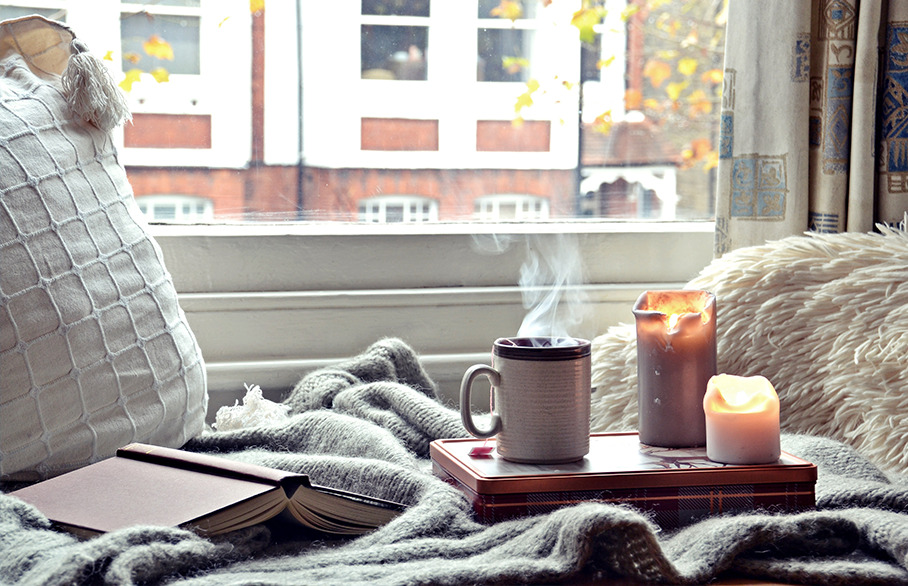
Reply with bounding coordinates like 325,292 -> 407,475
0,16 -> 207,480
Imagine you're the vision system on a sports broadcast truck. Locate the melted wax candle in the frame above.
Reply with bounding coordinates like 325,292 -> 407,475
633,290 -> 717,447
703,374 -> 781,465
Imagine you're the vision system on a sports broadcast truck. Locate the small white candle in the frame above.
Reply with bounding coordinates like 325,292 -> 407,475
703,374 -> 781,464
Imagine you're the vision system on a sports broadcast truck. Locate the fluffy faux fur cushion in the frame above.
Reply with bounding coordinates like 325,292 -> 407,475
590,223 -> 908,474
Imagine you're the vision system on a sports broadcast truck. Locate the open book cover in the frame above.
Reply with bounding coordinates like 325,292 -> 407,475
10,443 -> 405,538
430,432 -> 816,529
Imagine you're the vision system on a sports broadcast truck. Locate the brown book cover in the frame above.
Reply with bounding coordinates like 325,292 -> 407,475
10,443 -> 404,538
430,432 -> 817,529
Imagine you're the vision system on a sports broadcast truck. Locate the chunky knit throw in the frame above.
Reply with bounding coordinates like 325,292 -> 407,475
2,338 -> 907,585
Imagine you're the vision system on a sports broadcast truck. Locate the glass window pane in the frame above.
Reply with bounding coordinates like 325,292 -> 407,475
478,29 -> 532,82
154,204 -> 176,220
477,0 -> 537,19
121,12 -> 200,75
361,25 -> 428,80
0,7 -> 66,21
362,0 -> 429,17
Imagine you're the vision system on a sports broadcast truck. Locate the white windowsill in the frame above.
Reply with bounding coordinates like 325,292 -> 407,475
148,221 -> 716,417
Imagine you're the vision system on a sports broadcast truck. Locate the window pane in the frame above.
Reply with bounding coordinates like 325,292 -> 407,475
363,0 -> 429,17
121,12 -> 200,75
477,0 -> 537,19
0,6 -> 65,21
122,0 -> 200,6
361,25 -> 428,80
478,29 -> 532,83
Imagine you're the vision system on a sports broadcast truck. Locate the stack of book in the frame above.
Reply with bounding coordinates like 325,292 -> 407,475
430,432 -> 816,530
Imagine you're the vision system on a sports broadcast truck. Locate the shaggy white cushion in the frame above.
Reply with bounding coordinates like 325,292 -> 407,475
0,16 -> 207,480
591,223 -> 908,474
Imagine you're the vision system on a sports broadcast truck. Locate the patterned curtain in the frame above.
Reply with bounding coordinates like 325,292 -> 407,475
714,0 -> 908,256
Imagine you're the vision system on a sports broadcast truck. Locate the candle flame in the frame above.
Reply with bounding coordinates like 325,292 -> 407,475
705,374 -> 778,414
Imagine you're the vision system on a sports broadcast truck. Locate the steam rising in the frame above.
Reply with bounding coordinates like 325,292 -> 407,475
517,234 -> 590,341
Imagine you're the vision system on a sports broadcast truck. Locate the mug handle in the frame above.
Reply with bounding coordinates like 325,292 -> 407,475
460,364 -> 502,438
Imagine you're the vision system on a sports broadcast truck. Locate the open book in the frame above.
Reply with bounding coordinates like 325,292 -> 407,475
11,443 -> 404,538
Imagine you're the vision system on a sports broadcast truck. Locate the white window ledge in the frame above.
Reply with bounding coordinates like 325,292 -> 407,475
148,221 -> 715,416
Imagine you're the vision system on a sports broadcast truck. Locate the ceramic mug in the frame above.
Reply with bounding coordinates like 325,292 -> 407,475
459,336 -> 591,464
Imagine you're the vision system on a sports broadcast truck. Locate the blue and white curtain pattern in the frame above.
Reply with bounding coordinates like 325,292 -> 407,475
714,0 -> 908,256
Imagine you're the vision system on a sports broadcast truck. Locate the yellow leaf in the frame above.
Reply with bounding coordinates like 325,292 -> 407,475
703,150 -> 719,171
119,69 -> 143,92
103,50 -> 114,62
502,56 -> 530,74
643,59 -> 671,88
143,35 -> 174,61
123,52 -> 141,65
643,98 -> 662,112
250,0 -> 265,14
219,16 -> 231,28
624,88 -> 642,110
593,111 -> 612,134
571,6 -> 606,45
150,67 -> 170,83
677,57 -> 698,76
514,79 -> 539,113
490,0 -> 522,21
598,55 -> 615,69
701,68 -> 724,84
666,80 -> 688,101
687,89 -> 712,115
690,138 -> 713,158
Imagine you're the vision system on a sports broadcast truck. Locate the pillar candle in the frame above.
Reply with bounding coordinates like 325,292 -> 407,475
703,374 -> 781,465
633,290 -> 716,447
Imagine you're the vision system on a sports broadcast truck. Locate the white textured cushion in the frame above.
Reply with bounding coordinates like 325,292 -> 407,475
0,16 -> 207,480
590,225 -> 908,475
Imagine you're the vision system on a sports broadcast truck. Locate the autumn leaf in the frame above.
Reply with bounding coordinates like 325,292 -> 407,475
677,57 -> 698,76
624,88 -> 642,110
150,67 -> 170,83
123,52 -> 141,65
666,80 -> 689,101
703,150 -> 719,171
598,55 -> 615,69
514,78 -> 540,114
690,137 -> 713,158
143,35 -> 174,61
120,69 -> 143,92
502,56 -> 530,74
250,0 -> 265,14
701,68 -> 724,84
571,5 -> 606,44
593,110 -> 613,134
103,50 -> 114,62
643,59 -> 672,88
643,98 -> 662,112
491,0 -> 522,21
687,89 -> 712,115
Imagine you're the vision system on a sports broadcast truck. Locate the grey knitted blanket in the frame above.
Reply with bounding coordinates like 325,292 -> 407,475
2,338 -> 908,585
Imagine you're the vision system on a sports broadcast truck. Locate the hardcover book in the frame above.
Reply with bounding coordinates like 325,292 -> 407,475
11,443 -> 404,538
430,432 -> 816,529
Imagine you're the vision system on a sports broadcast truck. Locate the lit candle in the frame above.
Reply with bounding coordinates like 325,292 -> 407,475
633,290 -> 716,447
703,374 -> 781,464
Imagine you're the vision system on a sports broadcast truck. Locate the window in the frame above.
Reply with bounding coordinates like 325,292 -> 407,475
358,195 -> 438,222
474,194 -> 549,221
136,195 -> 214,222
0,2 -> 65,21
121,1 -> 201,76
361,0 -> 429,80
476,0 -> 537,83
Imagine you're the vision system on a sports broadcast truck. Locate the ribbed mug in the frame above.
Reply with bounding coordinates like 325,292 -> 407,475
460,337 -> 591,464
